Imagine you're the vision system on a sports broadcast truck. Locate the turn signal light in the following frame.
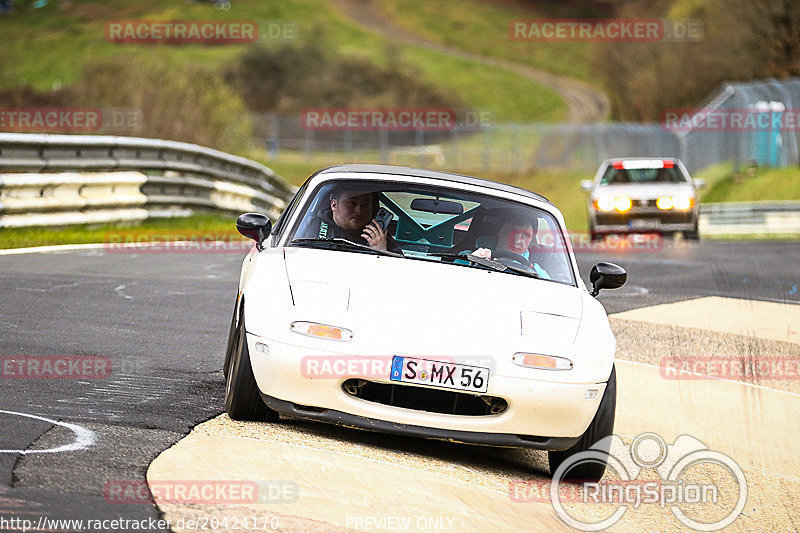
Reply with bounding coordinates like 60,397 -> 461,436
512,353 -> 573,370
290,321 -> 353,341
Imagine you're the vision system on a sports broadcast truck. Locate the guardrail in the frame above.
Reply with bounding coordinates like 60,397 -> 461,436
0,133 -> 296,228
699,201 -> 800,235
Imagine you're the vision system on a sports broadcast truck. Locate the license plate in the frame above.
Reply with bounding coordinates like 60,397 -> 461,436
630,218 -> 661,229
390,356 -> 489,393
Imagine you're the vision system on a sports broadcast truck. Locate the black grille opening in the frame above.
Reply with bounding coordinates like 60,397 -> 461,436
342,379 -> 507,416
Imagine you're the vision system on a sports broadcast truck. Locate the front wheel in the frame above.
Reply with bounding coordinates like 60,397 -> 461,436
548,365 -> 616,481
683,226 -> 700,240
225,309 -> 279,421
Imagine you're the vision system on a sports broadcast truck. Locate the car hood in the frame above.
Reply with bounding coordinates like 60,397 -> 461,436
282,247 -> 583,357
592,182 -> 694,199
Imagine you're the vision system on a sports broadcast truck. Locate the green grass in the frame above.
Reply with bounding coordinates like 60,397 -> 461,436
375,0 -> 594,82
489,170 -> 590,231
0,0 -> 566,122
701,166 -> 800,202
247,151 -> 327,187
704,233 -> 800,240
0,214 -> 238,250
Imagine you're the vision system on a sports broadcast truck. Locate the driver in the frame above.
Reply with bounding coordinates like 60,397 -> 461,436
299,187 -> 401,253
462,215 -> 550,279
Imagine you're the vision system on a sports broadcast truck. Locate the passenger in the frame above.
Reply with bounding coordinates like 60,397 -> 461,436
461,215 -> 551,279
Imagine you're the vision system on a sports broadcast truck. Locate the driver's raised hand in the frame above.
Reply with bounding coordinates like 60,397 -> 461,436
362,220 -> 388,251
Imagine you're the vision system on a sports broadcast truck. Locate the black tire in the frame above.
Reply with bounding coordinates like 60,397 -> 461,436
225,307 -> 279,421
684,223 -> 700,240
222,295 -> 240,381
548,365 -> 616,482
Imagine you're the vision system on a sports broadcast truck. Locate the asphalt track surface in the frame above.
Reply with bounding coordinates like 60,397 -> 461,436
0,238 -> 798,531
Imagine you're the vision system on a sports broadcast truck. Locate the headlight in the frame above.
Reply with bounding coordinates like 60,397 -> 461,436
656,196 -> 673,210
656,195 -> 693,210
672,195 -> 692,210
512,353 -> 573,370
596,197 -> 616,212
614,196 -> 632,212
290,321 -> 353,341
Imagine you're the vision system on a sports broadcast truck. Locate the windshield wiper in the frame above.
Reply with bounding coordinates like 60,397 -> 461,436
429,252 -> 540,279
289,238 -> 403,257
429,252 -> 507,271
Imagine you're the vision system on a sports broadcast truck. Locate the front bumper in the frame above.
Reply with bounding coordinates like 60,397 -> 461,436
247,334 -> 608,448
591,210 -> 697,233
260,392 -> 581,449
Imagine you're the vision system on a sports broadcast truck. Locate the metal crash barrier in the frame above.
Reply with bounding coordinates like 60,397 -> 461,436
0,133 -> 296,228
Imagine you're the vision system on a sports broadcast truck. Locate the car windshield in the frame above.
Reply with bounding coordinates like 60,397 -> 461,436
287,179 -> 576,286
600,165 -> 686,185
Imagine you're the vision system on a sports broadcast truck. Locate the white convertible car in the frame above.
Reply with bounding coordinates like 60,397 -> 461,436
224,165 -> 627,480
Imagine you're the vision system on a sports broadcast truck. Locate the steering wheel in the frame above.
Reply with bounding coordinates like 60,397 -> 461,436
492,249 -> 533,267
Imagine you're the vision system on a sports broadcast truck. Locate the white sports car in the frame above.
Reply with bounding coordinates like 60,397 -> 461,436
224,165 -> 627,480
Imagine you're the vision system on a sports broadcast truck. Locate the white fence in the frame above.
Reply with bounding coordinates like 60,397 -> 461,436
699,201 -> 800,236
0,133 -> 295,228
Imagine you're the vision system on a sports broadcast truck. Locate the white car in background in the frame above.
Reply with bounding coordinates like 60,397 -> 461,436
582,157 -> 705,240
224,164 -> 627,480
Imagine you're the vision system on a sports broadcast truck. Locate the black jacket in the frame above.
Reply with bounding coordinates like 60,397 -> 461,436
297,210 -> 402,253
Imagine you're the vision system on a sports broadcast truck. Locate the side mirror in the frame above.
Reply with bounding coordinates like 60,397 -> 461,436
692,178 -> 706,190
237,213 -> 272,251
580,180 -> 594,192
589,262 -> 627,297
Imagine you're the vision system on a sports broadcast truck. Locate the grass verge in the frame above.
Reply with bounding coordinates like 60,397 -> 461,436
0,214 -> 238,250
701,166 -> 800,203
